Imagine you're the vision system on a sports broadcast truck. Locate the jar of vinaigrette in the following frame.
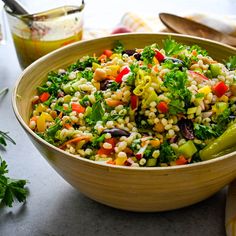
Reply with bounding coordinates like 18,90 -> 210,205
4,1 -> 85,69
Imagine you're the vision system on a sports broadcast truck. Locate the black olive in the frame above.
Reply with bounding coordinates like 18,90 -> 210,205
100,80 -> 114,90
133,53 -> 141,61
101,128 -> 130,137
178,119 -> 195,140
122,50 -> 136,56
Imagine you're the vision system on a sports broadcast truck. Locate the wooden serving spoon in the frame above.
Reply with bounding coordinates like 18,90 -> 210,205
159,13 -> 236,47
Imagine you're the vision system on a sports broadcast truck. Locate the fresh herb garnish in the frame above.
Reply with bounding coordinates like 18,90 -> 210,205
194,123 -> 217,140
159,141 -> 177,163
0,131 -> 28,207
225,56 -> 236,70
141,45 -> 155,64
80,69 -> 93,81
213,108 -> 231,135
0,131 -> 16,147
37,71 -> 69,96
163,70 -> 192,114
68,56 -> 98,72
108,81 -> 120,91
113,41 -> 125,54
85,92 -> 104,125
190,45 -> 208,56
163,38 -> 185,56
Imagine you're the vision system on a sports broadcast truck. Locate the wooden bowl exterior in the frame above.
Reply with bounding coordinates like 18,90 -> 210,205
12,33 -> 236,211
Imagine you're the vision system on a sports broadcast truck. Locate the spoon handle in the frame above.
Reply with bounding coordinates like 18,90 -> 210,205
2,0 -> 28,15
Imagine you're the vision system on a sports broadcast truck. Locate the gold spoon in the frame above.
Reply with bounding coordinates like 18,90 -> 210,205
159,12 -> 236,47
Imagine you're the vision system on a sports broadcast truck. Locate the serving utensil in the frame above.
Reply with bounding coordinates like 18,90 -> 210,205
1,0 -> 28,15
159,13 -> 236,47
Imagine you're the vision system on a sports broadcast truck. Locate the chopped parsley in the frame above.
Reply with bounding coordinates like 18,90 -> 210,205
141,45 -> 156,64
113,41 -> 125,54
159,142 -> 177,163
194,123 -> 217,140
163,70 -> 192,114
225,56 -> 236,70
163,38 -> 185,56
0,131 -> 28,207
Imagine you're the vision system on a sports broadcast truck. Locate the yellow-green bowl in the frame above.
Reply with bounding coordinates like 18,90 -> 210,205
12,33 -> 236,212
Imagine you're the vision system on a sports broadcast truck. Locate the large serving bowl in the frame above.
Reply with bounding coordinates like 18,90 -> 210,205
12,33 -> 236,212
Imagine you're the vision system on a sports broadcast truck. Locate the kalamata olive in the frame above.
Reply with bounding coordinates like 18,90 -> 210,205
178,119 -> 195,140
134,53 -> 141,61
122,50 -> 136,56
101,128 -> 130,137
100,80 -> 114,90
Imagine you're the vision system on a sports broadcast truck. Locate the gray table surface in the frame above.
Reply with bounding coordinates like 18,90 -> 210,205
0,1 -> 231,234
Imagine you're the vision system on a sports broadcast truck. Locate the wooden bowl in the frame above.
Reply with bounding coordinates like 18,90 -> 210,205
12,33 -> 236,212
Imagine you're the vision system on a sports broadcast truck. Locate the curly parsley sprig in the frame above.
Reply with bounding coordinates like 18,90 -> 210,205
0,131 -> 28,207
0,88 -> 28,207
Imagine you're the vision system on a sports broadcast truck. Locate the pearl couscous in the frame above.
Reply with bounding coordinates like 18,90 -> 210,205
29,38 -> 236,167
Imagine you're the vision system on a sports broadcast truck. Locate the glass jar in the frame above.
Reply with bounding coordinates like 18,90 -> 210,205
4,1 -> 85,69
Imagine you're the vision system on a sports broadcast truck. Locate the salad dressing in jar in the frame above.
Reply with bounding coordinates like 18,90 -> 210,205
4,2 -> 85,69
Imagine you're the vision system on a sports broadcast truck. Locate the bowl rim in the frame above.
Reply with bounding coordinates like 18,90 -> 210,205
12,32 -> 236,171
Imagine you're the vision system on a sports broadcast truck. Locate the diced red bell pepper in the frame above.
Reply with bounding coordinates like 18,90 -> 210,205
71,103 -> 86,113
115,67 -> 130,83
97,147 -> 113,156
130,94 -> 138,110
213,81 -> 228,97
39,92 -> 50,102
103,49 -> 113,58
176,155 -> 188,165
97,138 -> 116,156
154,50 -> 165,62
157,101 -> 168,113
106,138 -> 116,148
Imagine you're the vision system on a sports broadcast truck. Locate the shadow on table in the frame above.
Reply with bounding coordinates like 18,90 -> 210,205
35,187 -> 227,236
0,184 -> 227,236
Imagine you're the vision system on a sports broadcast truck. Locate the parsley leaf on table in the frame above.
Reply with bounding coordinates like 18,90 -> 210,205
0,131 -> 16,146
0,129 -> 28,207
